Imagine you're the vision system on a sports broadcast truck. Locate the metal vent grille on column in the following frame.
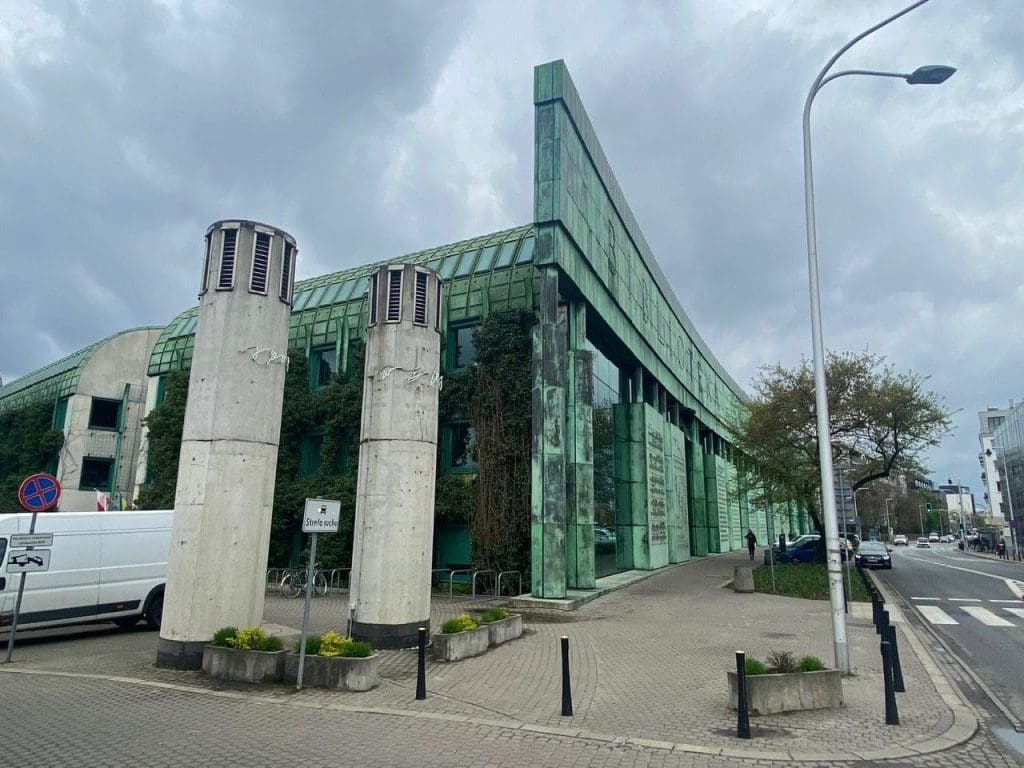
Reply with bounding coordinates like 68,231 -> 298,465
413,271 -> 428,325
218,229 -> 238,289
279,244 -> 293,302
386,269 -> 403,322
250,232 -> 271,294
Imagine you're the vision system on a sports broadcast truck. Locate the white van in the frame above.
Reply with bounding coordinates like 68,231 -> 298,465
0,509 -> 172,633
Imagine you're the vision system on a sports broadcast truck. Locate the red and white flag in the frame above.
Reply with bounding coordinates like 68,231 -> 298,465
96,490 -> 111,511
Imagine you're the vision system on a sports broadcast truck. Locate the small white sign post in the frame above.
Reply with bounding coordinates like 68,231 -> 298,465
296,498 -> 340,690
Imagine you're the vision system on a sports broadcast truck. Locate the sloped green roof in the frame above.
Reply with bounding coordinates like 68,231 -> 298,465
0,327 -> 161,414
148,224 -> 537,375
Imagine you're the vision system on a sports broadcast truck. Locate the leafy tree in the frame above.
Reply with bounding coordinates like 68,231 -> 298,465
136,370 -> 189,510
733,351 -> 951,543
0,400 -> 64,514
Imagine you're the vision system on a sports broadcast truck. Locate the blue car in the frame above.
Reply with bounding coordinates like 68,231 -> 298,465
781,537 -> 820,563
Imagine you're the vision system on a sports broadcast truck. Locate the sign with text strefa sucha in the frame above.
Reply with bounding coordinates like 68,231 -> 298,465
302,498 -> 341,534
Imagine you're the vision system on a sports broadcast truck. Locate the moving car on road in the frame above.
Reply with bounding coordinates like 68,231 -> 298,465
854,540 -> 892,569
916,536 -> 931,548
893,534 -> 908,546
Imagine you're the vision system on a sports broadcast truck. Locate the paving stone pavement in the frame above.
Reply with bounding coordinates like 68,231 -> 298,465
2,550 -> 1021,767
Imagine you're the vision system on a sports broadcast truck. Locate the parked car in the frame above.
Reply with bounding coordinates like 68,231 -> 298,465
854,541 -> 893,569
778,537 -> 821,564
916,537 -> 931,548
893,534 -> 909,546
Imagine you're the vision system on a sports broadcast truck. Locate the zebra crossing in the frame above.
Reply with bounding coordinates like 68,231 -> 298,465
912,596 -> 1024,626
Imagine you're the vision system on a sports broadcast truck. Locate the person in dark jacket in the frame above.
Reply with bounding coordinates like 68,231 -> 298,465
745,529 -> 757,561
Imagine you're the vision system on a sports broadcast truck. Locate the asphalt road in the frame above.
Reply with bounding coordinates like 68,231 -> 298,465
877,543 -> 1024,726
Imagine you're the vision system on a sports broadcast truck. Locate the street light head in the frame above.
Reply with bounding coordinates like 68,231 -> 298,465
905,65 -> 956,85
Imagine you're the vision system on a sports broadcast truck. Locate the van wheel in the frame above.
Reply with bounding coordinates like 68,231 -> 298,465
145,594 -> 164,630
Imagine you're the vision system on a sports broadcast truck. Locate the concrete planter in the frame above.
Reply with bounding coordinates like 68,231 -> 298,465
432,625 -> 490,661
480,614 -> 523,646
283,653 -> 380,691
202,645 -> 286,684
728,669 -> 843,715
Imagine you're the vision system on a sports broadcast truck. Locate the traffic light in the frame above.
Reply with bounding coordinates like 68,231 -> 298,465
926,502 -> 932,513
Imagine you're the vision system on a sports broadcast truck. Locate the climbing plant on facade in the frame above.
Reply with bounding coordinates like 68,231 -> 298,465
0,400 -> 65,514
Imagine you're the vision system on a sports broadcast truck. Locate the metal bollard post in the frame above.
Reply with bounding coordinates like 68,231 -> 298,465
885,624 -> 905,693
561,636 -> 573,716
872,595 -> 881,628
735,651 -> 751,739
416,627 -> 427,700
877,608 -> 890,636
881,640 -> 900,725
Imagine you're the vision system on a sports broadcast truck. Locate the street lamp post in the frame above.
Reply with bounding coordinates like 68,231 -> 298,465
802,0 -> 955,674
949,477 -> 968,543
918,504 -> 925,536
884,498 -> 895,540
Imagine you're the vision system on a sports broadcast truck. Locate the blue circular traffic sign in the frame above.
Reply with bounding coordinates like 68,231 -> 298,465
18,473 -> 61,512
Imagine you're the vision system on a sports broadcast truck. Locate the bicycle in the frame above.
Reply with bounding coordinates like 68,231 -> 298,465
279,564 -> 328,598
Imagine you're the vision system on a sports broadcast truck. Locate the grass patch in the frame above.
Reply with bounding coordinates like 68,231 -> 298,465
752,563 -> 871,602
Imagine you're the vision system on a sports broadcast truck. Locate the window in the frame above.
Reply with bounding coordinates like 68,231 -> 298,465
250,232 -> 271,294
386,269 -> 403,322
449,323 -> 478,369
80,458 -> 114,491
414,271 -> 429,326
88,398 -> 121,430
310,346 -> 337,389
279,243 -> 295,302
53,396 -> 70,431
445,423 -> 478,471
217,228 -> 238,289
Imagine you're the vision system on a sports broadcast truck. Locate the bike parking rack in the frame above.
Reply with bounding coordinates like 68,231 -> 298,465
448,569 -> 473,599
327,568 -> 350,591
497,570 -> 522,597
472,569 -> 495,597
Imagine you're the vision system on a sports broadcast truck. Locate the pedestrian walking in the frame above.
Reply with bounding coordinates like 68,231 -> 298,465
745,529 -> 757,561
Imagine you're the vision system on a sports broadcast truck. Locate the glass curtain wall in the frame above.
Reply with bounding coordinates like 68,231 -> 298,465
589,342 -> 622,578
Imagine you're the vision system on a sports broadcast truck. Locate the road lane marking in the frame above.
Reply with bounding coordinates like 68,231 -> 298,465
911,596 -> 940,600
1005,579 -> 1024,599
962,606 -> 1015,627
917,605 -> 958,625
949,597 -> 982,602
1003,608 -> 1024,620
989,599 -> 1020,603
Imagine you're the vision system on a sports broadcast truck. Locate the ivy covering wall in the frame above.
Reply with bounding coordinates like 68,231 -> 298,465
0,400 -> 65,514
134,310 -> 535,575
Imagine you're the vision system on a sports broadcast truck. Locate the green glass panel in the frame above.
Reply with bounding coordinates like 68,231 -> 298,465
292,290 -> 314,311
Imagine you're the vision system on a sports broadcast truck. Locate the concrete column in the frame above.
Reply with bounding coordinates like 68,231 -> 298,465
350,265 -> 442,648
158,219 -> 296,669
530,267 -> 567,598
565,299 -> 595,588
665,414 -> 690,563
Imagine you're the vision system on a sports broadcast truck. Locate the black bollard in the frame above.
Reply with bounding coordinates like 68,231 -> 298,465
735,651 -> 751,739
877,608 -> 890,636
561,636 -> 573,716
416,627 -> 427,700
872,595 -> 881,628
885,624 -> 905,693
881,640 -> 900,725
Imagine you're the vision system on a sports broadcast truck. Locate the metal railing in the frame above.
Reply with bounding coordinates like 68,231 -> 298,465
497,570 -> 522,597
327,568 -> 350,591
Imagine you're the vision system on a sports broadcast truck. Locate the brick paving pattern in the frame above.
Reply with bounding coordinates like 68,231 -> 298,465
2,550 -> 1021,766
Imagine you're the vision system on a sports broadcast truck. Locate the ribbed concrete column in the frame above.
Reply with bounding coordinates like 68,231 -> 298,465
158,219 -> 296,669
665,407 -> 690,563
350,265 -> 442,649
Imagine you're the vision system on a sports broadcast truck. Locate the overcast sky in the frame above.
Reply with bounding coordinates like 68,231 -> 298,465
2,0 -> 1021,502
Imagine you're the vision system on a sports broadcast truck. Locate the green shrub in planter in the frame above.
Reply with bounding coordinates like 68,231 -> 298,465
744,657 -> 767,676
225,626 -> 282,652
212,626 -> 239,648
798,655 -> 826,672
441,613 -> 478,634
766,650 -> 798,673
298,630 -> 374,658
478,607 -> 509,623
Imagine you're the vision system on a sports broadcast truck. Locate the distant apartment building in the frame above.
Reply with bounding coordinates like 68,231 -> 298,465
983,402 -> 1024,533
